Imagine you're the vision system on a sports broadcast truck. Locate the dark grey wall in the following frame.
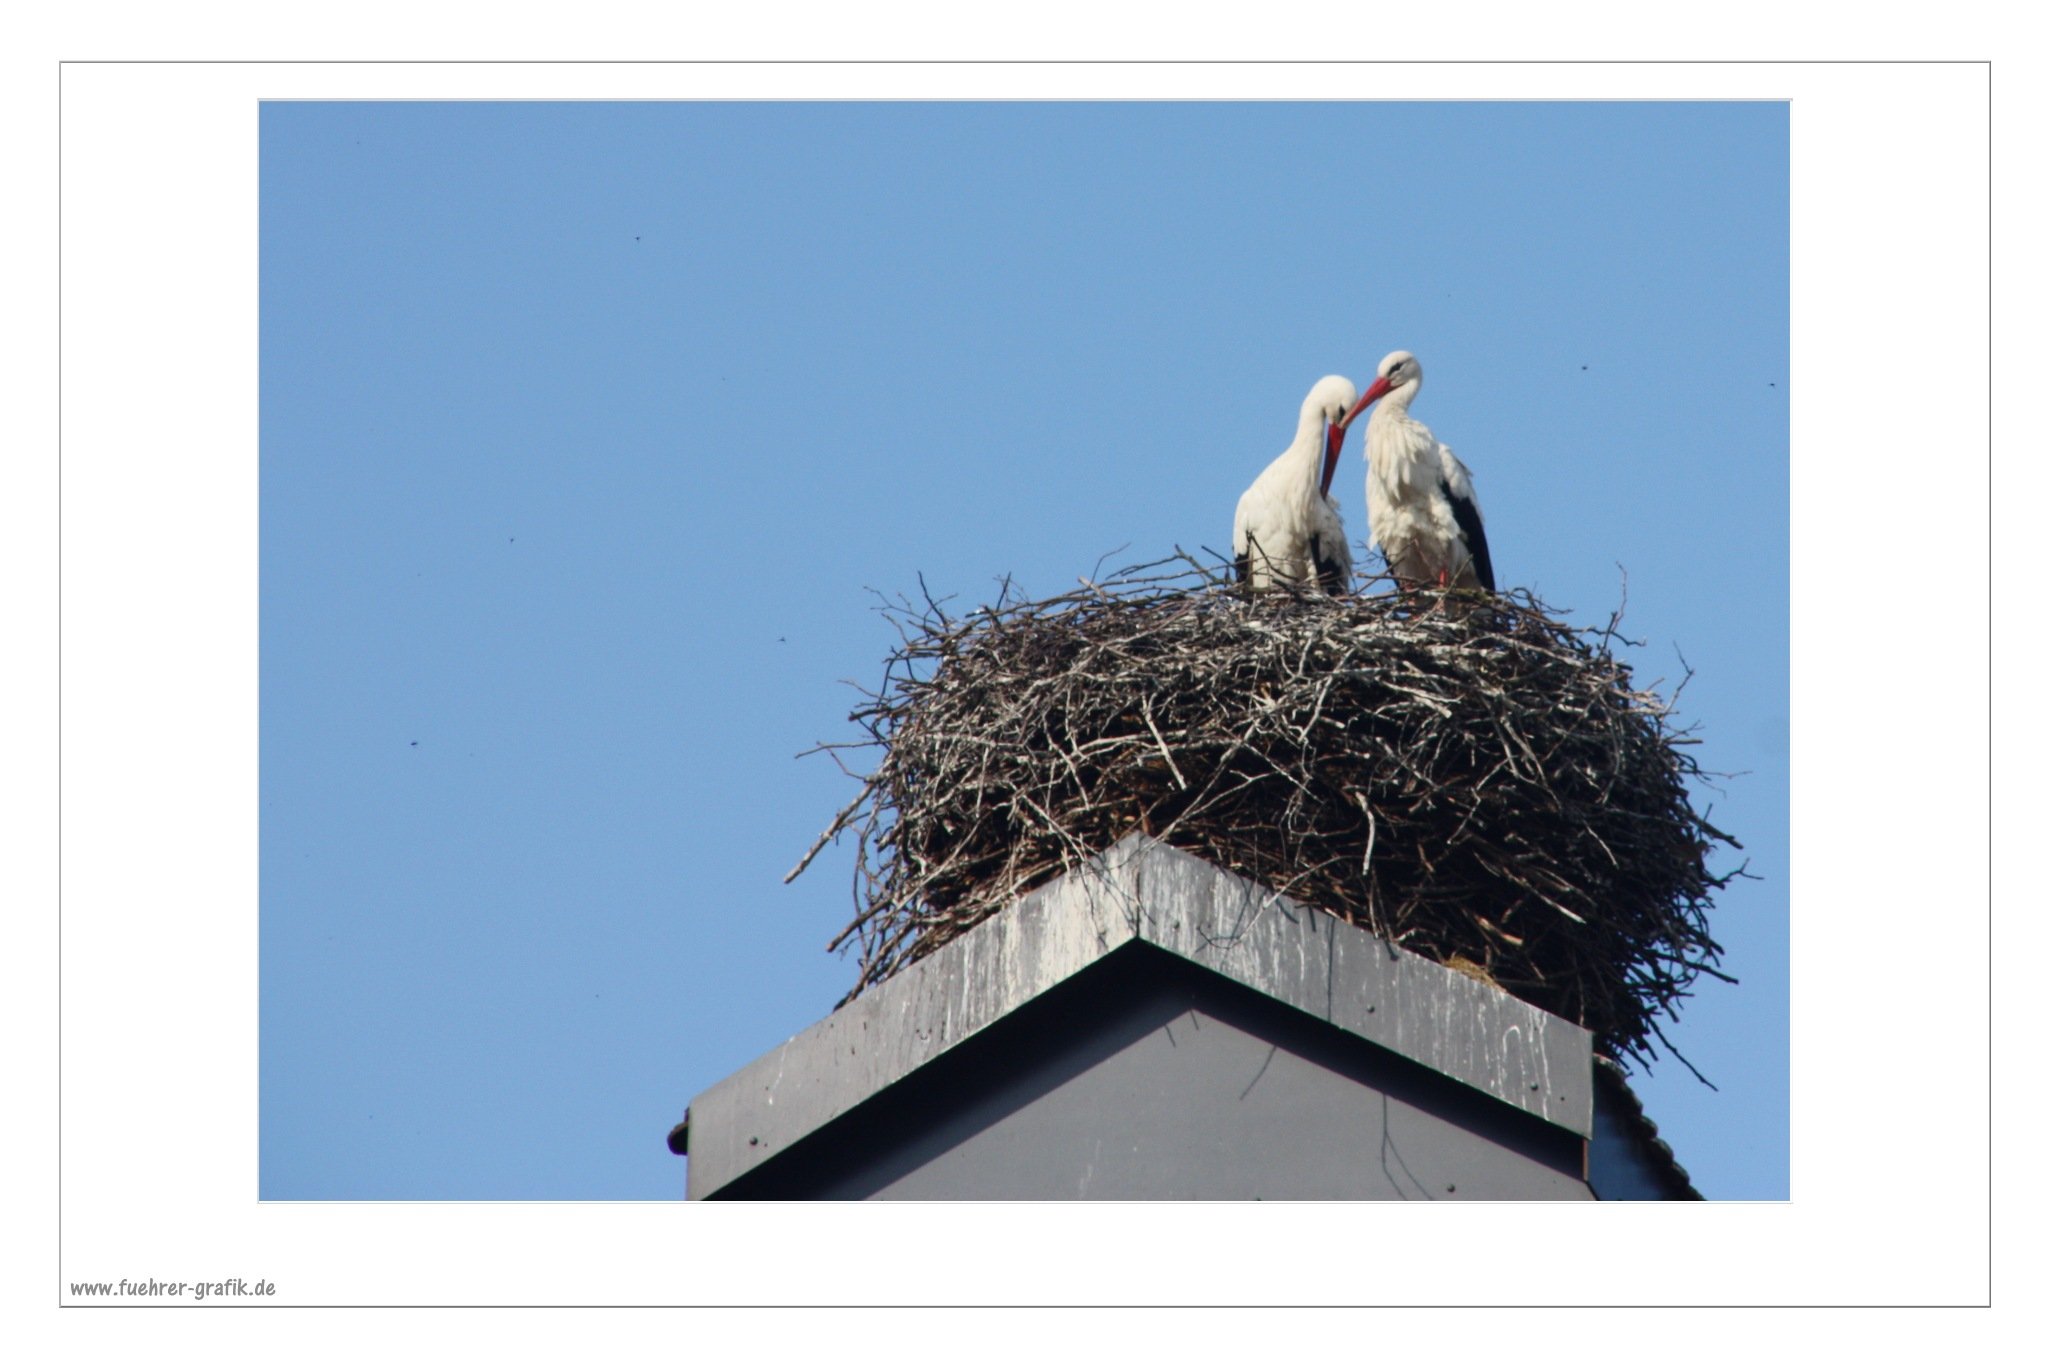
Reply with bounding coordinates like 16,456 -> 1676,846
710,946 -> 1592,1201
1586,1066 -> 1700,1200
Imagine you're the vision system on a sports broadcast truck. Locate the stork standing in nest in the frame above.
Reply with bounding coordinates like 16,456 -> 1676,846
1232,374 -> 1357,592
1340,350 -> 1496,592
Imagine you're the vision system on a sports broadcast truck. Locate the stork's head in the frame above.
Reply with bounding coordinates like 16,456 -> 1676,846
1303,374 -> 1360,427
1338,350 -> 1421,429
1303,375 -> 1358,496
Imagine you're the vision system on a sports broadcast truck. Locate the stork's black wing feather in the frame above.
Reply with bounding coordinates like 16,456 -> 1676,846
1444,483 -> 1496,592
1310,534 -> 1345,593
1234,549 -> 1252,584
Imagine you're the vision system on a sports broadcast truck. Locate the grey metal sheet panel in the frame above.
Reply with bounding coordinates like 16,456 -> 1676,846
761,956 -> 1593,1201
1127,838 -> 1591,1134
858,1000 -> 1592,1201
684,844 -> 1145,1198
685,834 -> 1595,1198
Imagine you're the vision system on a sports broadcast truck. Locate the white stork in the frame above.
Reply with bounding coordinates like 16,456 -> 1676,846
1232,375 -> 1357,592
1339,350 -> 1495,592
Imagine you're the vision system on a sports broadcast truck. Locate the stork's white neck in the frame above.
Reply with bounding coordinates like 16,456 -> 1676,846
1377,378 -> 1421,414
1366,397 -> 1435,492
1367,393 -> 1425,444
1294,407 -> 1327,451
1281,395 -> 1335,469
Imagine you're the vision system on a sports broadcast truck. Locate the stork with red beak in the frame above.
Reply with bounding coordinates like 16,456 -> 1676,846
1232,375 -> 1357,592
1338,350 -> 1496,593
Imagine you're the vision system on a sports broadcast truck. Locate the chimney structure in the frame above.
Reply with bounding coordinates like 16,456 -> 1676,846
671,835 -> 1697,1200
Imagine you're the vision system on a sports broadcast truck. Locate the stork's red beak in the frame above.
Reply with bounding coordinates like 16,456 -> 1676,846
1319,420 -> 1347,497
1339,374 -> 1393,430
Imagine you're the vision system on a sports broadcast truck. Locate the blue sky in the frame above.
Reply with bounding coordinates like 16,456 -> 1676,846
259,100 -> 1788,1200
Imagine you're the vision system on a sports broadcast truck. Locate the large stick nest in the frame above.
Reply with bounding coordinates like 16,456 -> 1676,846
792,554 -> 1740,1073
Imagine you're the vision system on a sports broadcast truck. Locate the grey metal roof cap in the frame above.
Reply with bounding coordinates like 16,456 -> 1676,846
683,835 -> 1596,1198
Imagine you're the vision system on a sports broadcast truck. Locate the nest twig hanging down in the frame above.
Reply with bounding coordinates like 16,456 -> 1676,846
789,551 -> 1741,1073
